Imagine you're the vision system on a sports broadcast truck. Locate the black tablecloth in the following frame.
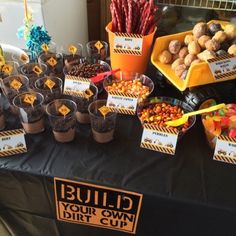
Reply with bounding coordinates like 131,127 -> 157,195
1,68 -> 236,236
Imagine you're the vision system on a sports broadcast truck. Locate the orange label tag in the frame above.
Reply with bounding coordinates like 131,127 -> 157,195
68,45 -> 78,55
2,64 -> 13,75
20,54 -> 29,63
59,105 -> 71,116
95,41 -> 103,52
23,94 -> 37,105
45,79 -> 55,89
32,66 -> 42,75
99,106 -> 110,118
41,44 -> 49,53
47,57 -> 57,67
83,89 -> 94,99
10,79 -> 22,90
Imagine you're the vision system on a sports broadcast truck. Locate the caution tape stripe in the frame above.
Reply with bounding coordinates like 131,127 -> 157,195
0,129 -> 25,137
215,71 -> 236,80
208,54 -> 235,63
214,155 -> 236,165
0,147 -> 27,157
143,124 -> 178,135
115,32 -> 142,38
113,49 -> 142,56
141,142 -> 174,155
65,75 -> 90,83
63,90 -> 84,97
218,135 -> 236,143
108,107 -> 135,115
109,92 -> 138,98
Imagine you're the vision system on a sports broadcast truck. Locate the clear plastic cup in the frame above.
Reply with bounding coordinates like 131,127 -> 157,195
38,52 -> 64,78
72,84 -> 98,124
12,53 -> 29,66
19,63 -> 48,90
1,75 -> 29,113
46,99 -> 77,143
60,43 -> 84,66
88,99 -> 117,143
0,61 -> 19,79
34,76 -> 62,105
86,40 -> 108,62
13,92 -> 45,134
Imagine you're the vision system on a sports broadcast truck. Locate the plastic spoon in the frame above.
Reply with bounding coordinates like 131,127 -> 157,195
90,68 -> 120,83
165,103 -> 226,127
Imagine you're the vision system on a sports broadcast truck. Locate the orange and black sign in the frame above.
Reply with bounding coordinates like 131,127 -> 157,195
54,178 -> 143,234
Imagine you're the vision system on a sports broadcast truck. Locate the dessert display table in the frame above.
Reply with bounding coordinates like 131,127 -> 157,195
1,85 -> 236,235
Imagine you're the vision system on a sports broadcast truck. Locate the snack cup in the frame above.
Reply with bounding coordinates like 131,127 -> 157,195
63,59 -> 111,94
103,71 -> 154,102
12,52 -> 29,66
1,75 -> 29,114
201,104 -> 236,149
19,63 -> 48,90
86,41 -> 108,62
106,22 -> 156,74
13,92 -> 45,134
202,117 -> 217,149
72,84 -> 98,124
61,43 -> 84,65
34,76 -> 63,106
46,99 -> 77,143
0,61 -> 19,79
38,52 -> 64,78
88,100 -> 117,143
0,93 -> 5,130
137,96 -> 196,139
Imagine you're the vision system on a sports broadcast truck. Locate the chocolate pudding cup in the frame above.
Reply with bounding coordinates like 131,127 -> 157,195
46,99 -> 77,143
13,92 -> 45,134
86,41 -> 108,62
1,75 -> 29,114
88,100 -> 117,143
34,76 -> 62,107
19,63 -> 48,90
72,84 -> 98,124
61,43 -> 84,66
0,61 -> 19,79
38,52 -> 64,78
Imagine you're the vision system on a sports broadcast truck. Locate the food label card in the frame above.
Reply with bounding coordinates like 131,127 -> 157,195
140,125 -> 179,155
113,33 -> 143,56
0,129 -> 27,157
64,75 -> 90,97
208,55 -> 236,81
213,135 -> 236,165
54,178 -> 143,234
106,92 -> 138,115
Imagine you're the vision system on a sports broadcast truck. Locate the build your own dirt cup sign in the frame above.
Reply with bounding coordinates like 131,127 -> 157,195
106,22 -> 156,74
54,178 -> 143,234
